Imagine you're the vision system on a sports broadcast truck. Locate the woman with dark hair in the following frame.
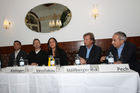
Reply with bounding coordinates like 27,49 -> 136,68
47,37 -> 68,66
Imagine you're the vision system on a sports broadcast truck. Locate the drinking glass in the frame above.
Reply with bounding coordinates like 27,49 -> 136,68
13,59 -> 17,67
24,59 -> 29,72
55,58 -> 60,72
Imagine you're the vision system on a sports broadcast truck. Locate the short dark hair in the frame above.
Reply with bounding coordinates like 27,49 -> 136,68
114,31 -> 127,41
33,38 -> 40,45
83,32 -> 95,43
14,40 -> 21,45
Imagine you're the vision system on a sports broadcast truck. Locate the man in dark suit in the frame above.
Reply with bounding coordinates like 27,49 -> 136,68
100,31 -> 140,72
8,40 -> 27,66
0,54 -> 2,68
28,39 -> 48,66
78,32 -> 102,64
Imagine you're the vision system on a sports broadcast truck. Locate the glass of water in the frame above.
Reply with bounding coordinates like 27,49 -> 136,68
24,59 -> 29,66
24,59 -> 29,72
13,59 -> 17,67
55,58 -> 60,72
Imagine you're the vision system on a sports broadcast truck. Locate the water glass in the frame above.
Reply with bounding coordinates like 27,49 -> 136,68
13,59 -> 17,67
55,58 -> 60,72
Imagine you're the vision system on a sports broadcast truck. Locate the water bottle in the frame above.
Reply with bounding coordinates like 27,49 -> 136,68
19,57 -> 24,66
50,56 -> 55,66
75,54 -> 81,65
48,55 -> 55,66
107,52 -> 114,64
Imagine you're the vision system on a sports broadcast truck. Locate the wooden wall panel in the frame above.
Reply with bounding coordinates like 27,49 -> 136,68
0,36 -> 140,67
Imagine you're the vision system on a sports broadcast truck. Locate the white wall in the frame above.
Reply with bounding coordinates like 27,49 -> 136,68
0,0 -> 140,47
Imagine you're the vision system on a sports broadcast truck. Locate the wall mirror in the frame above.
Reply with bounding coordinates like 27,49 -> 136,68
25,3 -> 72,33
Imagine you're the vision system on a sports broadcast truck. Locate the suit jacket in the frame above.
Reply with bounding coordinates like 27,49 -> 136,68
78,45 -> 102,64
48,48 -> 68,66
108,42 -> 139,71
8,50 -> 27,66
28,50 -> 48,66
0,54 -> 2,68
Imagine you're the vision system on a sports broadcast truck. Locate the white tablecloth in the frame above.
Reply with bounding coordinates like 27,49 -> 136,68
0,71 -> 139,93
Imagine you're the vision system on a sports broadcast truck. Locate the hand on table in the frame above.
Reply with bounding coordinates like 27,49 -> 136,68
100,56 -> 106,62
80,57 -> 86,64
31,63 -> 38,66
114,61 -> 122,64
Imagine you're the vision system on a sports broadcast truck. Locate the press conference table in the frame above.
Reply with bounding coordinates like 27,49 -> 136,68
0,71 -> 140,93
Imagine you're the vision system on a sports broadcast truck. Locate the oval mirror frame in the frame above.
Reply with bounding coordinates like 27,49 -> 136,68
25,3 -> 72,33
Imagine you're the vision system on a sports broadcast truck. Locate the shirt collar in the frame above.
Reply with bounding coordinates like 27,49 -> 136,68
15,49 -> 20,53
117,43 -> 125,50
86,44 -> 93,49
35,49 -> 41,54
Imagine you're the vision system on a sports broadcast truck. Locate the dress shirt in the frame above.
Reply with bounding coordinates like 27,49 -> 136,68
15,49 -> 20,59
117,43 -> 125,59
35,49 -> 41,54
86,45 -> 93,59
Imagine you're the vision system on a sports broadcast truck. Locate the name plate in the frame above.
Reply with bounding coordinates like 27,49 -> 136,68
98,64 -> 130,72
28,66 -> 56,73
62,64 -> 130,73
2,67 -> 26,73
1,64 -> 130,73
90,65 -> 99,72
62,65 -> 91,73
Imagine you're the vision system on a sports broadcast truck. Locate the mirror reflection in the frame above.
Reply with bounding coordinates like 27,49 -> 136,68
25,3 -> 72,33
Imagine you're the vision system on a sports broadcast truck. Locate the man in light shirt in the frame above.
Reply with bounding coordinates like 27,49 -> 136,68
8,40 -> 27,66
78,32 -> 102,64
100,31 -> 140,73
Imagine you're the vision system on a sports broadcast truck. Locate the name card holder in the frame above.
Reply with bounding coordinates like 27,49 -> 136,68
28,66 -> 56,73
2,67 -> 26,73
62,65 -> 91,73
98,64 -> 130,72
62,64 -> 130,73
